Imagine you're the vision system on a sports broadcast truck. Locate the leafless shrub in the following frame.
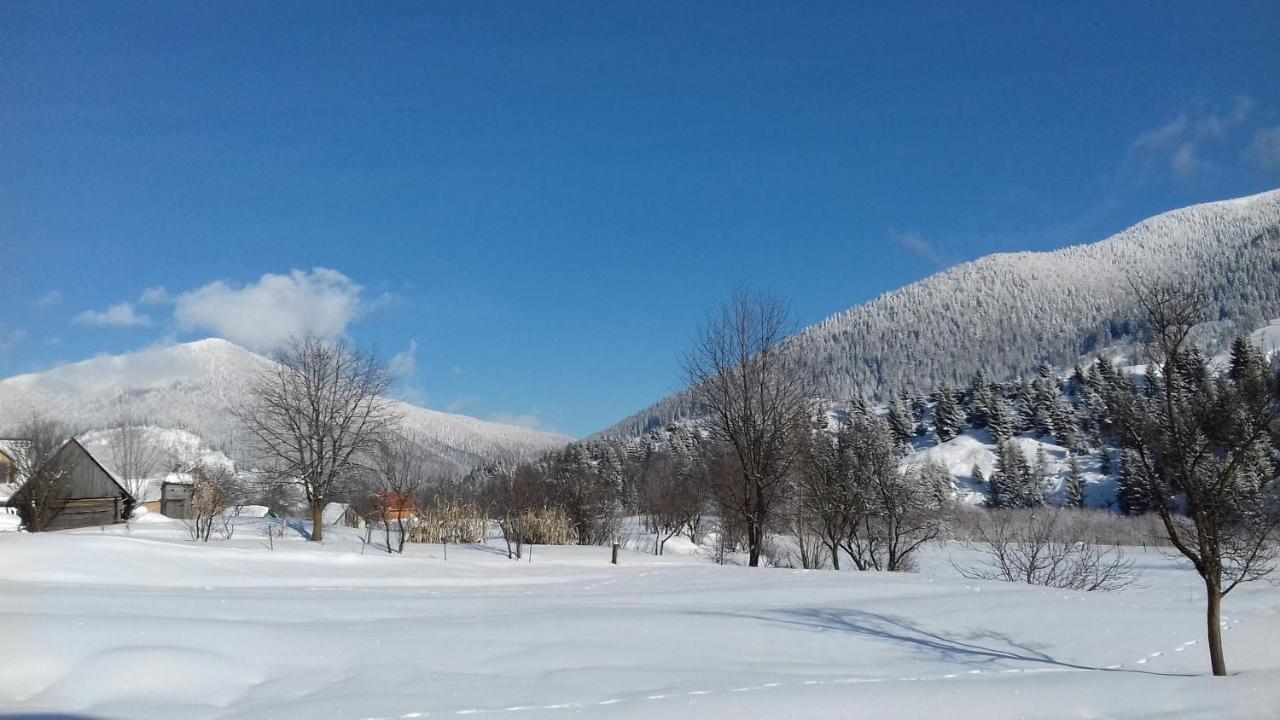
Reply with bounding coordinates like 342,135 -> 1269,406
947,507 -> 1170,547
954,508 -> 1138,591
637,450 -> 706,555
185,464 -> 242,542
261,520 -> 285,550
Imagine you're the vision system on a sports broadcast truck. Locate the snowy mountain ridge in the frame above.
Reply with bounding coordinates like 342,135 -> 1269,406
601,189 -> 1280,437
0,338 -> 570,473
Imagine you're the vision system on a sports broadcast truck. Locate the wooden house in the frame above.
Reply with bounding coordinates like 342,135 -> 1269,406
377,490 -> 419,522
4,438 -> 135,531
0,439 -> 28,486
322,502 -> 363,528
0,440 -> 28,530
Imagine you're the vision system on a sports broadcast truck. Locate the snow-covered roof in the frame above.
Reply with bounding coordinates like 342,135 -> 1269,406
226,504 -> 273,518
322,502 -> 353,525
0,439 -> 31,461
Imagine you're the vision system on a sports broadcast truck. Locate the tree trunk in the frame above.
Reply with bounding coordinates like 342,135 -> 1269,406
747,518 -> 763,567
828,541 -> 840,570
1206,581 -> 1227,676
310,502 -> 325,542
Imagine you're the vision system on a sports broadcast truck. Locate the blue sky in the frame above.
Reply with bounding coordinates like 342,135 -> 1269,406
2,1 -> 1279,437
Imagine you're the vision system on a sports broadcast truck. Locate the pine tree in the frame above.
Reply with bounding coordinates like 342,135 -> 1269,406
967,371 -> 996,429
1068,364 -> 1087,396
932,383 -> 965,443
970,463 -> 985,489
986,445 -> 1011,509
988,398 -> 1017,443
1031,364 -> 1059,437
1025,445 -> 1049,507
888,390 -> 917,446
1049,395 -> 1081,450
1064,454 -> 1085,508
1015,379 -> 1037,432
1116,449 -> 1150,516
848,395 -> 872,421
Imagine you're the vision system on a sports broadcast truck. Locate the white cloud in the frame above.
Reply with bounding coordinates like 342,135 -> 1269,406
1129,96 -> 1258,181
486,411 -> 552,433
1246,127 -> 1280,170
1171,143 -> 1199,179
1197,95 -> 1254,139
0,328 -> 26,355
138,286 -> 171,306
73,302 -> 152,328
1132,116 -> 1187,151
891,231 -> 944,266
173,268 -> 367,352
451,365 -> 465,376
33,291 -> 62,310
389,339 -> 418,379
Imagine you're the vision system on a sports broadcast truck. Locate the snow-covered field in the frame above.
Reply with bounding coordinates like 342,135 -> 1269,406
1,518 -> 1277,719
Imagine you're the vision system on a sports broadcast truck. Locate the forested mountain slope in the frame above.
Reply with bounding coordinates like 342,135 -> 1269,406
602,190 -> 1280,437
0,338 -> 570,473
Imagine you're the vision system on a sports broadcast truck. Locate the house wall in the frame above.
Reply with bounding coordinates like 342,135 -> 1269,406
160,482 -> 194,519
0,450 -> 14,485
43,498 -> 122,531
29,441 -> 132,531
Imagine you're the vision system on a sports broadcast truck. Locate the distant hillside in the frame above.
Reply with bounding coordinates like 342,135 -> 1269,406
0,338 -> 570,473
601,189 -> 1280,437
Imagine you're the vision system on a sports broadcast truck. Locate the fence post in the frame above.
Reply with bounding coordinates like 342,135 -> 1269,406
611,542 -> 620,565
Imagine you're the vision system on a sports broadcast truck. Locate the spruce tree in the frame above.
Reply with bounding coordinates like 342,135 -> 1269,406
1024,445 -> 1049,507
1064,454 -> 1085,508
932,383 -> 965,443
1116,449 -> 1150,516
1015,379 -> 1037,432
887,391 -> 917,447
848,395 -> 872,421
967,370 -> 995,428
986,445 -> 1010,509
988,398 -> 1017,443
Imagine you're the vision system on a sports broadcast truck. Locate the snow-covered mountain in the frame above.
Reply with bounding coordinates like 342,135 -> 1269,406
601,189 -> 1280,437
0,338 -> 570,473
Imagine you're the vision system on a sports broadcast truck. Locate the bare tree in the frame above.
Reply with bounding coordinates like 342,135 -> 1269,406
794,405 -> 855,570
368,429 -> 430,554
109,402 -> 163,501
683,289 -> 811,566
236,336 -> 401,542
1114,281 -> 1279,676
483,464 -> 542,560
7,417 -> 76,532
838,417 -> 945,572
954,509 -> 1138,591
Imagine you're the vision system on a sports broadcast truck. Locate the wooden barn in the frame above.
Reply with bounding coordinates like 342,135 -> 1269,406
4,438 -> 135,531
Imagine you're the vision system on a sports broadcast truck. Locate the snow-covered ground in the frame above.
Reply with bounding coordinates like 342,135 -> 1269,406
1,518 -> 1277,719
